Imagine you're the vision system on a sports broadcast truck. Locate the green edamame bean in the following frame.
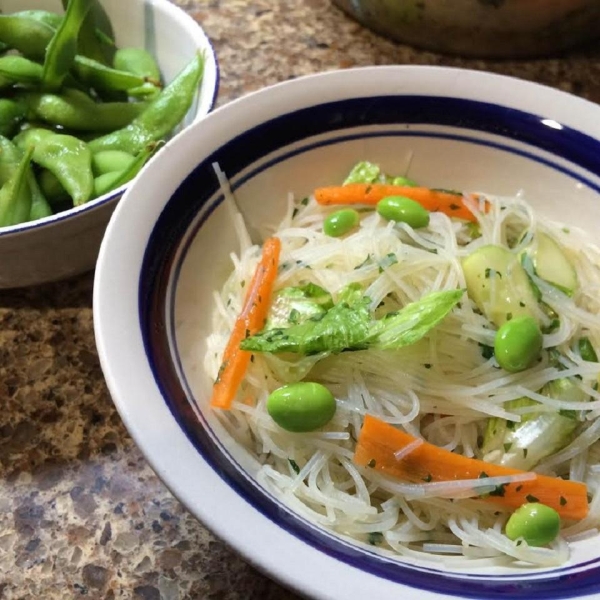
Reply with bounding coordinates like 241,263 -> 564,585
114,47 -> 162,83
42,0 -> 92,91
0,16 -> 54,61
267,382 -> 336,433
494,316 -> 542,372
390,176 -> 418,187
505,503 -> 560,547
579,337 -> 598,362
377,195 -> 430,228
324,208 -> 360,237
0,99 -> 27,138
92,150 -> 136,176
89,53 -> 204,154
19,91 -> 148,132
0,145 -> 33,227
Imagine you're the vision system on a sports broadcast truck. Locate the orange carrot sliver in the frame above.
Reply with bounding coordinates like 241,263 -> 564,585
315,183 -> 480,223
210,237 -> 281,410
354,414 -> 588,520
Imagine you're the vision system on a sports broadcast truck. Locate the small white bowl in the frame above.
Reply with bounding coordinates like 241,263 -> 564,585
95,67 -> 600,600
0,0 -> 218,288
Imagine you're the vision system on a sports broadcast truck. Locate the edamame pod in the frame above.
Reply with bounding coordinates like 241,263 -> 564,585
14,10 -> 63,29
73,55 -> 158,93
28,171 -> 52,221
92,142 -> 159,198
76,0 -> 116,66
0,56 -> 43,84
0,99 -> 27,138
0,135 -> 25,185
38,169 -> 69,206
42,0 -> 92,91
114,47 -> 161,82
91,150 -> 136,176
18,90 -> 148,132
0,16 -> 54,60
0,145 -> 33,227
89,53 -> 204,154
21,132 -> 93,206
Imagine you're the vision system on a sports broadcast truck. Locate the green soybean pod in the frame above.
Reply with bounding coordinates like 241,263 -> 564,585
38,169 -> 70,206
76,0 -> 116,66
28,133 -> 94,206
494,316 -> 543,373
14,10 -> 63,29
19,90 -> 148,132
324,208 -> 360,237
0,55 -> 44,84
0,99 -> 27,138
505,503 -> 560,547
42,0 -> 92,91
377,195 -> 430,228
0,15 -> 54,60
0,145 -> 33,227
267,382 -> 336,433
114,47 -> 162,83
89,53 -> 204,154
0,135 -> 26,186
92,142 -> 158,198
28,171 -> 53,221
92,150 -> 136,176
73,55 -> 149,92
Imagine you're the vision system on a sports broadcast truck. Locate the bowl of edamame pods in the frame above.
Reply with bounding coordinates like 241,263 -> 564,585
0,0 -> 218,288
95,66 -> 600,600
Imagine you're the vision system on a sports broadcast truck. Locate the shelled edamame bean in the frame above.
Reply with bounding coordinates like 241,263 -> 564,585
0,0 -> 205,228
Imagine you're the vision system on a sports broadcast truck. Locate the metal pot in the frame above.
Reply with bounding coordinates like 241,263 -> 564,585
332,0 -> 600,58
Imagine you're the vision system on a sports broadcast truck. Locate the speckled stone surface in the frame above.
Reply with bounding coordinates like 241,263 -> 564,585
0,1 -> 599,598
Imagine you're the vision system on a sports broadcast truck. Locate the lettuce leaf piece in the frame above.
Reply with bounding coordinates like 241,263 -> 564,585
241,283 -> 371,355
369,289 -> 464,349
343,161 -> 381,185
241,285 -> 463,356
267,283 -> 333,329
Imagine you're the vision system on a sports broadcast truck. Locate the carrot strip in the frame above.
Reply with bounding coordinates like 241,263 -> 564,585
354,414 -> 588,520
314,184 -> 480,222
210,237 -> 281,410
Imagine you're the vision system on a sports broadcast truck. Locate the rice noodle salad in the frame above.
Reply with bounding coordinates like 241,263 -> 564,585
204,161 -> 600,568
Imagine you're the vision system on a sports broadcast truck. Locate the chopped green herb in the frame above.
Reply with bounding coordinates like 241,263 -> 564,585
378,252 -> 398,274
449,203 -> 461,210
515,485 -> 523,492
484,268 -> 502,279
289,459 -> 300,474
354,254 -> 372,270
519,301 -> 526,308
503,443 -> 512,452
368,532 -> 384,545
478,343 -> 494,360
300,197 -> 309,206
424,363 -> 432,369
506,312 -> 513,321
488,483 -> 507,497
560,496 -> 567,506
367,459 -> 376,468
523,448 -> 528,458
525,494 -> 539,503
241,280 -> 246,288
479,471 -> 489,479
422,473 -> 433,482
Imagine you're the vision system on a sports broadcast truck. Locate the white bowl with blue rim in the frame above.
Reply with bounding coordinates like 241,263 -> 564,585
0,0 -> 218,289
94,66 -> 600,600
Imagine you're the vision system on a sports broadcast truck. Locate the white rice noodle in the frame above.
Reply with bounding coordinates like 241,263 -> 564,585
203,186 -> 600,567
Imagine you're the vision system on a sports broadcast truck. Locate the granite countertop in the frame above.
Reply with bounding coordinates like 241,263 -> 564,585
1,1 -> 599,598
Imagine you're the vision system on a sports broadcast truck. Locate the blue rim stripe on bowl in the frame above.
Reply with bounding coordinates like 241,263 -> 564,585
139,96 -> 600,599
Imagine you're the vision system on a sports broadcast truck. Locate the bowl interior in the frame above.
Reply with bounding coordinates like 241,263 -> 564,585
97,68 -> 600,600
